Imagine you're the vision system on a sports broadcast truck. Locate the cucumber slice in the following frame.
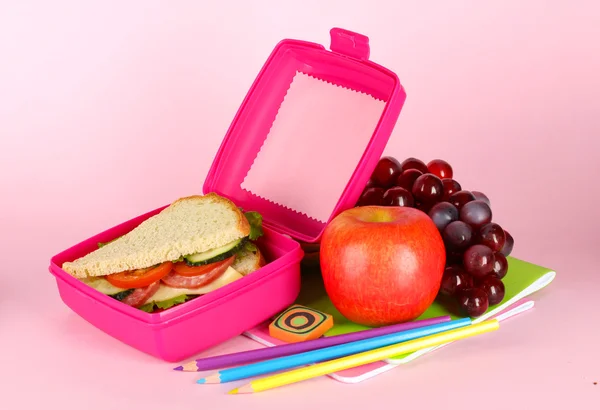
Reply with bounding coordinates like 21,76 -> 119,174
184,238 -> 245,266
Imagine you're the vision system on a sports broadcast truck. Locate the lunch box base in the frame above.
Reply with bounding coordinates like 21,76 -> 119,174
50,211 -> 304,363
54,259 -> 300,362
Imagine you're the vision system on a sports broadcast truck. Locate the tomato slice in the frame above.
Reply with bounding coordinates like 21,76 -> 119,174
105,262 -> 173,289
173,258 -> 233,277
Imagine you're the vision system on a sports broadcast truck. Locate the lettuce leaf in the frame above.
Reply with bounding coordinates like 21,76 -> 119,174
139,294 -> 189,313
244,211 -> 264,241
243,240 -> 258,252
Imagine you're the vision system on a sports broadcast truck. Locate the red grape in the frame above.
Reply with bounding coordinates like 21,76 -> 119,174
365,178 -> 375,189
396,169 -> 423,191
428,202 -> 459,231
442,221 -> 473,250
415,201 -> 434,214
479,276 -> 505,305
357,187 -> 385,206
491,252 -> 508,279
448,190 -> 476,210
460,200 -> 492,229
371,157 -> 403,188
427,159 -> 453,179
478,223 -> 506,252
412,174 -> 444,204
382,187 -> 414,207
446,251 -> 464,266
457,288 -> 489,317
463,244 -> 495,278
472,191 -> 490,206
401,157 -> 429,174
500,230 -> 514,257
440,266 -> 473,297
441,179 -> 462,201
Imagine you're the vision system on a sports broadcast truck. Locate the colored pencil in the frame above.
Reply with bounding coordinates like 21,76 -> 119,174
197,317 -> 471,384
229,319 -> 500,394
174,315 -> 451,371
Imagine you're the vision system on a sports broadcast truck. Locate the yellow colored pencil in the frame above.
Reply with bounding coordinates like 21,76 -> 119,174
229,319 -> 500,394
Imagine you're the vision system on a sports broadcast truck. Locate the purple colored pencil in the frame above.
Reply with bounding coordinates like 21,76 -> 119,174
173,315 -> 451,371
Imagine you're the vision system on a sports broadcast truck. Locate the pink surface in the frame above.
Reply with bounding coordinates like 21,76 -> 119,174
1,1 -> 599,409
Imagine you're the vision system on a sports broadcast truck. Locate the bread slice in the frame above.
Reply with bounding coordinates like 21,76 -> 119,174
62,193 -> 250,278
232,245 -> 266,275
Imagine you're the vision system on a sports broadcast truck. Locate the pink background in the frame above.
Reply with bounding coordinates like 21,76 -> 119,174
1,1 -> 599,408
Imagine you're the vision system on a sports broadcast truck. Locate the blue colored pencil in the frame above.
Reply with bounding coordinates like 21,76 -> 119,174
197,317 -> 472,384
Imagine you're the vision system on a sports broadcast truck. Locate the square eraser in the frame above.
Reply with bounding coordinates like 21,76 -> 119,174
268,304 -> 334,343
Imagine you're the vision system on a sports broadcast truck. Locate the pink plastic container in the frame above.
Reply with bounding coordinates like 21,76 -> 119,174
48,28 -> 407,362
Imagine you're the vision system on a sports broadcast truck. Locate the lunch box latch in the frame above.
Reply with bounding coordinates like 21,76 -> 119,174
329,27 -> 370,61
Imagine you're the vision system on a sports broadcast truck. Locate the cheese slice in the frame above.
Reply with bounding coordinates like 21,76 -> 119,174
144,266 -> 244,304
81,276 -> 127,295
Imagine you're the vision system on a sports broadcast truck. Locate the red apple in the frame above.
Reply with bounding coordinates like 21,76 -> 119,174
320,206 -> 446,327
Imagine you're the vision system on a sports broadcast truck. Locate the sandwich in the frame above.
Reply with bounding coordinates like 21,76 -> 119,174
62,193 -> 266,312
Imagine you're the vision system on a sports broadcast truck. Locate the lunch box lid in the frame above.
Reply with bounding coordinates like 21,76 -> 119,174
203,27 -> 407,243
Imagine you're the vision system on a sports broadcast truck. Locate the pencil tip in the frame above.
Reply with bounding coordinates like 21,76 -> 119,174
196,373 -> 221,384
233,384 -> 253,394
177,362 -> 200,372
228,388 -> 238,395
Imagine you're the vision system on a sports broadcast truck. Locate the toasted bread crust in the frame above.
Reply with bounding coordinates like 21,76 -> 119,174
257,248 -> 266,268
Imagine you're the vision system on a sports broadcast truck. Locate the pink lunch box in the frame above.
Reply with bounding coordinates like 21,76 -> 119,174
48,27 -> 407,362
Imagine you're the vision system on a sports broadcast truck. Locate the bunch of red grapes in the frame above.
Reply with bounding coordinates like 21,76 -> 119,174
356,156 -> 514,318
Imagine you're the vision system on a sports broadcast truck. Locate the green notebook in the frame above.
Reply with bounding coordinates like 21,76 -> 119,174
295,257 -> 556,364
